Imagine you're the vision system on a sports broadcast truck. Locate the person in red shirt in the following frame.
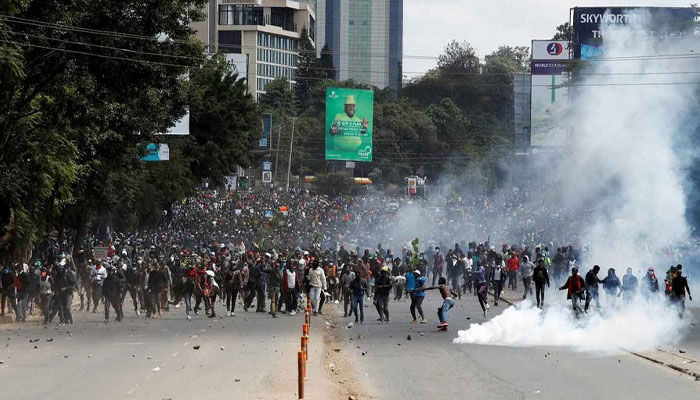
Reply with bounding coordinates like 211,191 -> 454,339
559,266 -> 586,318
505,252 -> 520,291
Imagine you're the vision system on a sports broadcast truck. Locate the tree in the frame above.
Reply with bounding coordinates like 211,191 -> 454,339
484,45 -> 530,73
552,22 -> 573,41
437,40 -> 480,74
258,77 -> 295,114
293,27 -> 316,113
317,43 -> 336,80
188,53 -> 258,186
0,0 -> 208,259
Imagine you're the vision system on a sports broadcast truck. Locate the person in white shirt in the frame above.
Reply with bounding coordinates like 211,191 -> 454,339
90,262 -> 107,313
308,262 -> 327,315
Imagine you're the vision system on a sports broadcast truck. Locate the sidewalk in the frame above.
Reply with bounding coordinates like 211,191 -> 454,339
492,286 -> 700,380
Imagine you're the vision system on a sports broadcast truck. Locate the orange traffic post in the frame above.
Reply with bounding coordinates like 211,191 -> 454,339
302,335 -> 308,361
302,323 -> 308,337
298,351 -> 305,399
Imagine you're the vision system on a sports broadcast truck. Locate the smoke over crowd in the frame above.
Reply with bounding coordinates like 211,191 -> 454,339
453,11 -> 699,353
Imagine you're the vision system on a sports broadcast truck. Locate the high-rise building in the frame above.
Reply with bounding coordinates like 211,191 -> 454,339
191,0 -> 317,100
316,0 -> 403,92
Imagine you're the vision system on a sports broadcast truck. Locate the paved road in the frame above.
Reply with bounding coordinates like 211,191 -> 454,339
328,288 -> 700,400
1,301 -> 336,400
2,290 -> 699,400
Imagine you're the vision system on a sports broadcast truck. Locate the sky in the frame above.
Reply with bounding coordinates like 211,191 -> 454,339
402,0 -> 692,76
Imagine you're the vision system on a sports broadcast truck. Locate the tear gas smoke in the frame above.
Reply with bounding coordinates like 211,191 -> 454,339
454,10 -> 699,352
454,297 -> 691,354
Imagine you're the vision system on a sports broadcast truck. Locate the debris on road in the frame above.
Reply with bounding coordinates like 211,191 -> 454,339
193,345 -> 201,350
407,335 -> 412,340
679,349 -> 687,354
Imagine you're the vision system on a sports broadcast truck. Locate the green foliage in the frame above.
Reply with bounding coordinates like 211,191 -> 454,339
188,53 -> 257,186
293,27 -> 316,112
552,22 -> 573,41
0,0 -> 261,259
258,77 -> 295,114
317,43 -> 336,80
437,40 -> 480,74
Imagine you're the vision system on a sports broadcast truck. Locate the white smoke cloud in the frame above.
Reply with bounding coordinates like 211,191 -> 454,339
454,10 -> 699,352
454,297 -> 691,354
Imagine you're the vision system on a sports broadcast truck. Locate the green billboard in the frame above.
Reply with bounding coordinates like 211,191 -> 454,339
325,87 -> 373,161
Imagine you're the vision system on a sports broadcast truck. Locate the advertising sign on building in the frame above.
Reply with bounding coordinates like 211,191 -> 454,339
141,143 -> 170,161
530,40 -> 570,147
572,7 -> 696,59
325,87 -> 373,162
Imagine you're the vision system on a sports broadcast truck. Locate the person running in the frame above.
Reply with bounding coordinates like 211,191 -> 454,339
474,263 -> 489,318
520,255 -> 535,300
348,273 -> 367,324
409,270 -> 427,324
532,259 -> 550,309
671,267 -> 692,317
414,277 -> 458,330
489,255 -> 506,306
584,265 -> 602,313
559,266 -> 586,318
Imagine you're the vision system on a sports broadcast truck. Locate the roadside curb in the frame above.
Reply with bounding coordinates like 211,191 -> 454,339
630,349 -> 700,381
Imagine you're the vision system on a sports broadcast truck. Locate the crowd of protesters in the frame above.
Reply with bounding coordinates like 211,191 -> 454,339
0,188 -> 694,325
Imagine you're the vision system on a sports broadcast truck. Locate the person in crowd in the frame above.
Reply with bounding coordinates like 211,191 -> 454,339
532,258 -> 550,309
506,251 -> 519,291
490,255 -> 506,306
671,266 -> 692,317
584,265 -> 602,313
373,266 -> 391,323
308,261 -> 327,316
642,267 -> 660,299
102,266 -> 124,322
520,255 -> 535,300
601,268 -> 621,308
560,266 -> 586,318
620,267 -> 638,304
349,272 -> 367,324
409,270 -> 427,324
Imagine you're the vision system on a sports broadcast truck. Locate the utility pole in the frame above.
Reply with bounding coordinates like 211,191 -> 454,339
274,124 -> 282,183
285,117 -> 296,191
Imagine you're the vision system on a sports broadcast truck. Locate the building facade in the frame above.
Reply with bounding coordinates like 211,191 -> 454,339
316,0 -> 402,92
191,0 -> 317,100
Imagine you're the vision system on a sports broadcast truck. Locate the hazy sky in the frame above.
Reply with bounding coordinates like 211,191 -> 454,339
403,0 -> 690,75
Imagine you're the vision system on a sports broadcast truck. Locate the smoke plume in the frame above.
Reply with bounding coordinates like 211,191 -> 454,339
454,10 -> 699,352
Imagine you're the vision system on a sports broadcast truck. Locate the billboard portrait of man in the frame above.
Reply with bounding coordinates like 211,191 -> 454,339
325,88 -> 374,162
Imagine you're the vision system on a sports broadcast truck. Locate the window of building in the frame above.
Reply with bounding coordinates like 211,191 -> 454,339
219,5 -> 235,25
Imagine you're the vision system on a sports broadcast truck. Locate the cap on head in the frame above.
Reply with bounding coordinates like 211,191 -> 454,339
344,95 -> 356,105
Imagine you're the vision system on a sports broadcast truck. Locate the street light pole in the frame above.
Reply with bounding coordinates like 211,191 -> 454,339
286,117 -> 296,191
